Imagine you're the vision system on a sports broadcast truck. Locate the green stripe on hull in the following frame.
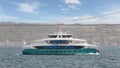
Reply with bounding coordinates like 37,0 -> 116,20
23,48 -> 99,55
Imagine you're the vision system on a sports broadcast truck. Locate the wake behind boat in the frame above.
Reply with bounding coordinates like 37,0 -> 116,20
22,32 -> 99,55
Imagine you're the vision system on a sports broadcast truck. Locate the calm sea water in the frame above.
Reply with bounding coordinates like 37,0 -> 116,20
0,45 -> 120,68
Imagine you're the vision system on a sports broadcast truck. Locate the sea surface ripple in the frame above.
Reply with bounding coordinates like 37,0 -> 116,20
0,45 -> 120,68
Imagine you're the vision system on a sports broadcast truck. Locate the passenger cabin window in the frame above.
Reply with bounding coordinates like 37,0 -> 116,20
48,35 -> 57,38
48,35 -> 72,38
50,40 -> 69,44
62,35 -> 72,38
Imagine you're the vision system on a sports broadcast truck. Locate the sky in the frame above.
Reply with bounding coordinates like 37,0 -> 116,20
0,0 -> 120,24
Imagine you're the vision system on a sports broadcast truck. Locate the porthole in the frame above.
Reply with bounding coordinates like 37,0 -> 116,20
63,51 -> 66,52
45,51 -> 47,52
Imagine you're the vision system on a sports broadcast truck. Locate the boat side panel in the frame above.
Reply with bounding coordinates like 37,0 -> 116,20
23,48 -> 99,55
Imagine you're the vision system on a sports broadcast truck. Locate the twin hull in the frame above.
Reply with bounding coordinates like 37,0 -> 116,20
23,47 -> 99,55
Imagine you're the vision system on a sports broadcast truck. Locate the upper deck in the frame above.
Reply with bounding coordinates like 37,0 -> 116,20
26,32 -> 87,45
48,32 -> 72,38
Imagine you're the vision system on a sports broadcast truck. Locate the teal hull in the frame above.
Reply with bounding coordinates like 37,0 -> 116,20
23,48 -> 99,55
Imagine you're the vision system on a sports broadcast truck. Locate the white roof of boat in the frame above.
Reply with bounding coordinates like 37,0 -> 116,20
34,38 -> 86,42
30,31 -> 88,43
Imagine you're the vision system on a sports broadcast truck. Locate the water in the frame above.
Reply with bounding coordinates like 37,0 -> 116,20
0,45 -> 120,68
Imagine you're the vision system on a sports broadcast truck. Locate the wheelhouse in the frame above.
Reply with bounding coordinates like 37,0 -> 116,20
48,35 -> 72,38
48,40 -> 69,44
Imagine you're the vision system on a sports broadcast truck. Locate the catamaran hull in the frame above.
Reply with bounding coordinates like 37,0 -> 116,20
23,48 -> 99,55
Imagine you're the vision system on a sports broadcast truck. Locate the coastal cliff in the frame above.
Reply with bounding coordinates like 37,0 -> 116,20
0,23 -> 119,45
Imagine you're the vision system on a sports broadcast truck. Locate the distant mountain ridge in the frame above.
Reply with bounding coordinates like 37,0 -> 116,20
0,22 -> 119,45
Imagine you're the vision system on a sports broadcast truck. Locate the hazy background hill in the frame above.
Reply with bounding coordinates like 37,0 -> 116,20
0,23 -> 120,45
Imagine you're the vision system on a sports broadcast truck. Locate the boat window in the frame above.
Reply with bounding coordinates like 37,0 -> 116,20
50,40 -> 69,44
45,40 -> 50,44
45,51 -> 47,52
64,51 -> 66,52
59,35 -> 61,38
62,35 -> 72,38
48,35 -> 57,38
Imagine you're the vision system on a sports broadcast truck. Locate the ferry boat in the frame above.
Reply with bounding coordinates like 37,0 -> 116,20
22,32 -> 99,55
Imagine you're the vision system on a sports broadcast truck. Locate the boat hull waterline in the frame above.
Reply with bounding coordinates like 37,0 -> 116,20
23,48 -> 99,55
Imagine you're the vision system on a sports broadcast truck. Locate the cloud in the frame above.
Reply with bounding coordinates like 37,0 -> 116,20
60,8 -> 70,13
96,7 -> 120,24
57,7 -> 120,24
0,5 -> 19,22
60,0 -> 81,12
64,0 -> 81,4
100,12 -> 120,24
17,2 -> 39,14
0,15 -> 19,22
65,11 -> 120,24
68,4 -> 78,9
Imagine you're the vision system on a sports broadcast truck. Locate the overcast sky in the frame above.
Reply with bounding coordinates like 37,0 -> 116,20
0,0 -> 120,24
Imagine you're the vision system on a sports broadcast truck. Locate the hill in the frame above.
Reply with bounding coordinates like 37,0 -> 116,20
0,23 -> 120,45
